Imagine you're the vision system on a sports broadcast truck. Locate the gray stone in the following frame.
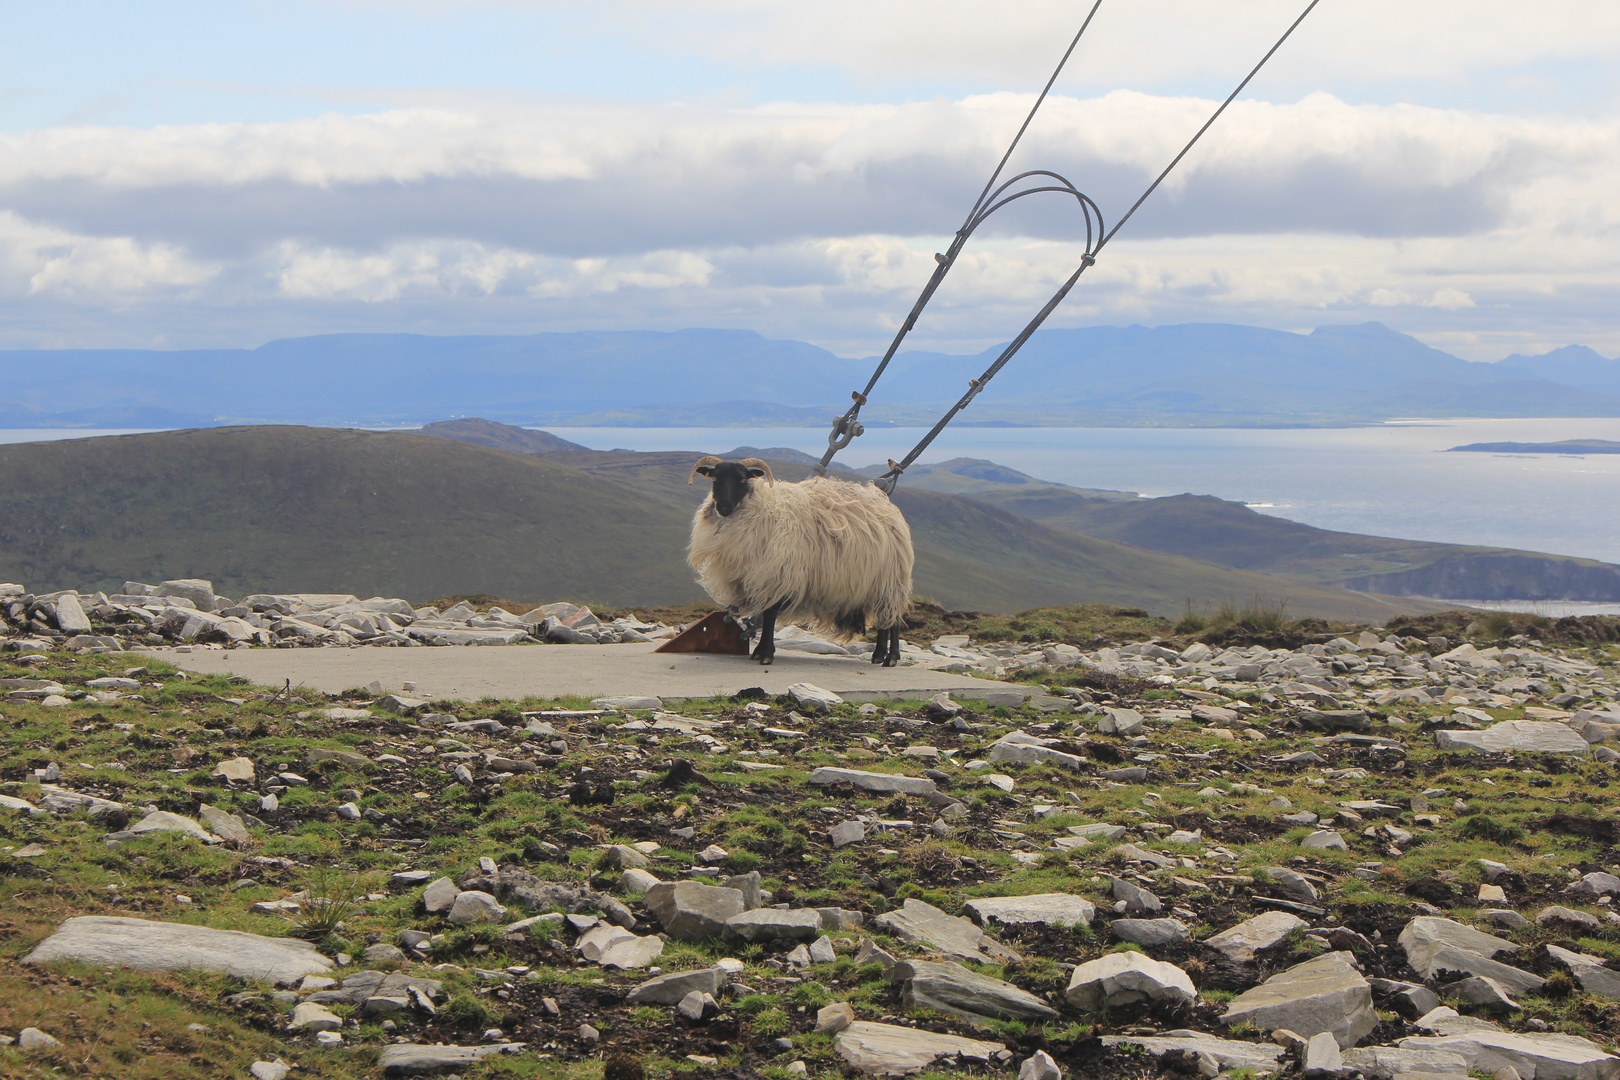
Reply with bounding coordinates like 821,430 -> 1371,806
1261,866 -> 1321,903
896,958 -> 1060,1025
1546,946 -> 1620,1001
591,696 -> 662,710
1220,951 -> 1377,1049
830,820 -> 867,848
153,578 -> 218,609
1099,708 -> 1146,736
250,1061 -> 291,1080
1020,1049 -> 1062,1080
834,1020 -> 1003,1077
988,733 -> 1087,770
1098,1033 -> 1285,1073
1065,951 -> 1196,1011
1302,830 -> 1350,850
54,593 -> 93,634
1110,918 -> 1189,946
18,1027 -> 62,1051
1343,1047 -> 1470,1080
1567,873 -> 1620,898
363,943 -> 406,963
1110,876 -> 1162,913
1436,722 -> 1589,755
1400,917 -> 1519,967
422,876 -> 458,913
1306,1030 -> 1345,1078
211,756 -> 256,783
1538,906 -> 1602,932
808,767 -> 936,795
1483,910 -> 1531,930
1442,976 -> 1519,1012
816,1002 -> 857,1033
1399,1029 -> 1620,1080
446,890 -> 506,925
724,871 -> 764,910
964,893 -> 1096,929
378,1043 -> 525,1076
873,898 -> 1020,964
644,881 -> 746,941
110,810 -> 221,844
1204,911 -> 1306,962
290,1001 -> 343,1031
596,934 -> 664,969
725,908 -> 824,943
576,924 -> 634,960
197,804 -> 251,845
24,916 -> 333,986
787,683 -> 844,713
1410,945 -> 1545,995
677,990 -> 718,1021
620,868 -> 660,893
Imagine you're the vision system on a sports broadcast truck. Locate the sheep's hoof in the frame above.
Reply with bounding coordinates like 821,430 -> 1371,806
751,647 -> 775,665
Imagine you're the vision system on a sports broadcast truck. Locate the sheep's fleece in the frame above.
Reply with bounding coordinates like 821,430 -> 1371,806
688,475 -> 913,641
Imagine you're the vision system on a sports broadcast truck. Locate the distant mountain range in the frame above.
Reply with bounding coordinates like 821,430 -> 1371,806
3,322 -> 1618,428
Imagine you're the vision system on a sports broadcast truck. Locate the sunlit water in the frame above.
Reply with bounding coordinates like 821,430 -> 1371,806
545,417 -> 1620,566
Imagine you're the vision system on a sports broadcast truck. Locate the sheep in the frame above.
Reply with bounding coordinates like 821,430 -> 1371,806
687,455 -> 914,666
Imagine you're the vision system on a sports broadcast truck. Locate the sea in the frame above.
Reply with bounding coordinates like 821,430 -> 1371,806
6,418 -> 1619,612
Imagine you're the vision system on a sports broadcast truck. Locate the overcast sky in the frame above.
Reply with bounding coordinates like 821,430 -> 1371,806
3,1 -> 1618,359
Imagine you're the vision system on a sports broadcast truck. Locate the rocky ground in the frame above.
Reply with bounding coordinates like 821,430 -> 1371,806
4,579 -> 1620,1080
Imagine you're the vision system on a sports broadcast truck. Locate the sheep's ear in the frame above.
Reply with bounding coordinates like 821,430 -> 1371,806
745,467 -> 767,479
696,466 -> 716,477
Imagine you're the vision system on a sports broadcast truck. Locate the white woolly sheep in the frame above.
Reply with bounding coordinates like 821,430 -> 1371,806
687,455 -> 914,665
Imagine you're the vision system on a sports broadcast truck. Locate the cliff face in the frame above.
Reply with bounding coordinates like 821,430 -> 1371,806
1339,553 -> 1620,601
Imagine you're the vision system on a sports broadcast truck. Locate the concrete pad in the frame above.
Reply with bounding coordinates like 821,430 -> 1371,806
138,642 -> 1031,704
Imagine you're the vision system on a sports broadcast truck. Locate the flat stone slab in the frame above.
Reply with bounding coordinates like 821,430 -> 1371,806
809,768 -> 936,795
1099,1033 -> 1287,1072
1343,1046 -> 1470,1079
1221,951 -> 1377,1049
1204,911 -> 1306,962
24,916 -> 334,986
874,899 -> 1020,964
896,959 -> 1059,1025
378,1043 -> 526,1075
724,908 -> 824,942
964,893 -> 1096,929
1436,722 -> 1590,755
835,1020 -> 1004,1077
1400,1030 -> 1620,1080
1400,917 -> 1519,966
142,642 -> 1030,704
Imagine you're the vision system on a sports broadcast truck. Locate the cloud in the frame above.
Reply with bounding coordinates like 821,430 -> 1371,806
1,82 -> 1618,357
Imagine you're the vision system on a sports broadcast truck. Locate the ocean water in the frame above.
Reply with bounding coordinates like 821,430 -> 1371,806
545,417 -> 1620,567
5,419 -> 1618,568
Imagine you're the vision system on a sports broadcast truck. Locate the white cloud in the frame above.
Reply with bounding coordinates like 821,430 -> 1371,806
1,81 -> 1619,355
0,211 -> 217,301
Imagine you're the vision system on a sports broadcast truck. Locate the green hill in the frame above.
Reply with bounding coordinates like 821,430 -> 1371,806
0,426 -> 1453,620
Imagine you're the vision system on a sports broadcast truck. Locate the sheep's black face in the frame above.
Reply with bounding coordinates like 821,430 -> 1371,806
697,461 -> 765,517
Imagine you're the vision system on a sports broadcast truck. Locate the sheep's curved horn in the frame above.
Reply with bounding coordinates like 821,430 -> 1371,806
688,455 -> 723,485
738,457 -> 774,485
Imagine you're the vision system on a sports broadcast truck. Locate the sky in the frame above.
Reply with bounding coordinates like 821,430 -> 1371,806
3,1 -> 1619,360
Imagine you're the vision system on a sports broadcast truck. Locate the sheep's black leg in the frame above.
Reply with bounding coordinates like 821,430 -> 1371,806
752,601 -> 785,664
873,625 -> 900,667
